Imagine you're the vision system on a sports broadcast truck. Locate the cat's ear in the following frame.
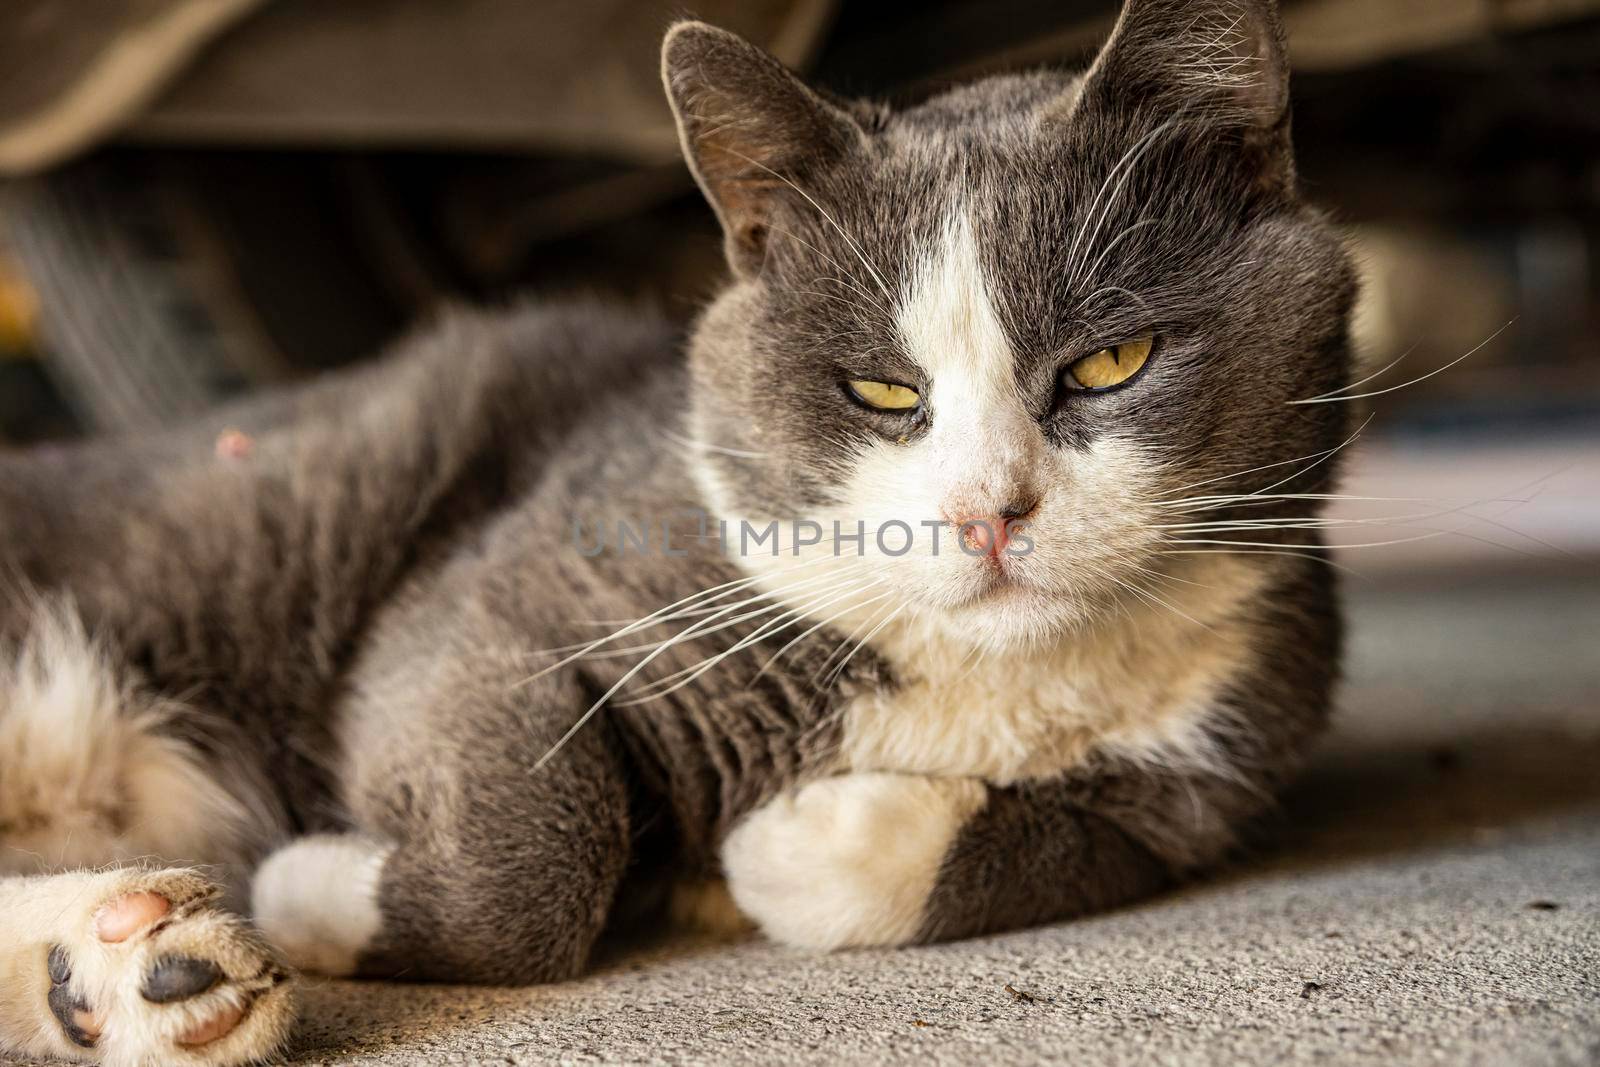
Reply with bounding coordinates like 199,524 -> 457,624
662,21 -> 864,277
1065,0 -> 1293,188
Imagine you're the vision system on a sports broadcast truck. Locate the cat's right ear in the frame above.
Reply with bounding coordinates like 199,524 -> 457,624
1058,0 -> 1296,193
662,21 -> 863,278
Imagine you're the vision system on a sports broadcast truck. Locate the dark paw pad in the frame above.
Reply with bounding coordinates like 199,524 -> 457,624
142,955 -> 224,1003
47,943 -> 71,985
46,945 -> 96,1049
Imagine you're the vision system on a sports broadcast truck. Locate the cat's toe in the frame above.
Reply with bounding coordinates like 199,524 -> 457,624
45,945 -> 100,1049
177,1002 -> 247,1048
95,891 -> 172,942
47,943 -> 73,984
142,955 -> 224,1003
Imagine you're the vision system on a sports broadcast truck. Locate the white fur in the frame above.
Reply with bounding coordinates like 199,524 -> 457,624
0,602 -> 270,876
897,213 -> 1030,490
722,774 -> 987,949
840,551 -> 1272,784
251,835 -> 392,977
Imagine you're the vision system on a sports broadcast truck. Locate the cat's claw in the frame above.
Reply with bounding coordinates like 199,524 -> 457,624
46,945 -> 100,1048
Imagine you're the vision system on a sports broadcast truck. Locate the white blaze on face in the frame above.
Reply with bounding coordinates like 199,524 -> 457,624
894,210 -> 1042,524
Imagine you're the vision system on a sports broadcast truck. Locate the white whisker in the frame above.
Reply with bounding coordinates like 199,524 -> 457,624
1066,117 -> 1184,293
1160,547 -> 1364,576
1157,425 -> 1363,501
1168,532 -> 1446,551
818,598 -> 910,692
1244,413 -> 1374,500
1309,342 -> 1419,400
1112,574 -> 1215,634
517,557 -> 832,684
752,589 -> 895,682
660,428 -> 768,460
712,147 -> 898,309
580,568 -> 866,661
616,575 -> 886,703
532,578 -> 822,770
1289,321 -> 1514,405
1161,491 -> 1532,513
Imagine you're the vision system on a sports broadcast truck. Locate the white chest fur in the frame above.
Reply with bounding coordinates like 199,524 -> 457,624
717,556 -> 1275,952
836,556 -> 1271,785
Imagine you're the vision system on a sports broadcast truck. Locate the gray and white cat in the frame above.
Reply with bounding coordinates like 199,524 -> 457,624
0,2 -> 1357,1063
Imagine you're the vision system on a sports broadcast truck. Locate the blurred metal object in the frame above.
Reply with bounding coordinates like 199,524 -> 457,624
127,0 -> 836,158
0,0 -> 835,170
0,0 -> 263,175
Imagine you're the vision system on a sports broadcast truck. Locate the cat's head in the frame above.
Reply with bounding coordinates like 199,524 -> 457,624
664,0 -> 1358,651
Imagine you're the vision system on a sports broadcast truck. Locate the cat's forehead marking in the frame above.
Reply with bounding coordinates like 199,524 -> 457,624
894,207 -> 1017,421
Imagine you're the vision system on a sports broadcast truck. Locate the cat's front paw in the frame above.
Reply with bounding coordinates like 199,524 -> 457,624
722,773 -> 986,950
33,868 -> 295,1067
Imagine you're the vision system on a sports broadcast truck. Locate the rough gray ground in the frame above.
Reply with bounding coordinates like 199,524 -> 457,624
14,566 -> 1600,1066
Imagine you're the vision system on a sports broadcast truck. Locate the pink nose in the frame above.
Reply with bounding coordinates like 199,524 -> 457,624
946,498 -> 1039,557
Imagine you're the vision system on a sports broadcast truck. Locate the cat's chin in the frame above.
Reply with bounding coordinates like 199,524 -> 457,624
919,576 -> 1086,653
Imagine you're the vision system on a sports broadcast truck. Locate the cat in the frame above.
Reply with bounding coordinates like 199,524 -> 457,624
0,1 -> 1357,1063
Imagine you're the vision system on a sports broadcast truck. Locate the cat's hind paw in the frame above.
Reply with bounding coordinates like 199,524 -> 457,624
30,868 -> 295,1067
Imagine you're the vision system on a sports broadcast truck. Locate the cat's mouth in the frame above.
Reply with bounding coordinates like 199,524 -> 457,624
949,555 -> 1035,605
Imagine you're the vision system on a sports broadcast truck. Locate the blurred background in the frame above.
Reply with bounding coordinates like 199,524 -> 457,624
0,0 -> 1595,568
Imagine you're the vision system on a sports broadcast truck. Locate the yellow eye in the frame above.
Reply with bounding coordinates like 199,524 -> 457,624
847,380 -> 921,412
1066,336 -> 1154,391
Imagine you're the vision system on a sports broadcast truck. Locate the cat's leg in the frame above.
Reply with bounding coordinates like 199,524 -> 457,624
252,672 -> 634,985
721,760 -> 1256,950
0,867 -> 294,1067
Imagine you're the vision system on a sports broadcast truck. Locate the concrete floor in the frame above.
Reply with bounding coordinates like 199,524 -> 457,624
12,566 -> 1600,1066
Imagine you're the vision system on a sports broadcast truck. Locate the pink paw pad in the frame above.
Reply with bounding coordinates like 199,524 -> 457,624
94,892 -> 171,943
179,1002 -> 246,1047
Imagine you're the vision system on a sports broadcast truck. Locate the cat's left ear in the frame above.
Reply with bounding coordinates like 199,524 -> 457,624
1066,0 -> 1294,189
662,21 -> 865,278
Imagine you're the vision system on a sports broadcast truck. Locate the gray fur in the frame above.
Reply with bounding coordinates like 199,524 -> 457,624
0,0 -> 1355,1049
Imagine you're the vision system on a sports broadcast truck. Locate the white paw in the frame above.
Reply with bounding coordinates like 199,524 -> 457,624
33,867 -> 295,1067
252,834 -> 391,977
722,773 -> 987,950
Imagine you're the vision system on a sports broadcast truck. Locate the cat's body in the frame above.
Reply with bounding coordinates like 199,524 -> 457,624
0,2 -> 1357,1064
